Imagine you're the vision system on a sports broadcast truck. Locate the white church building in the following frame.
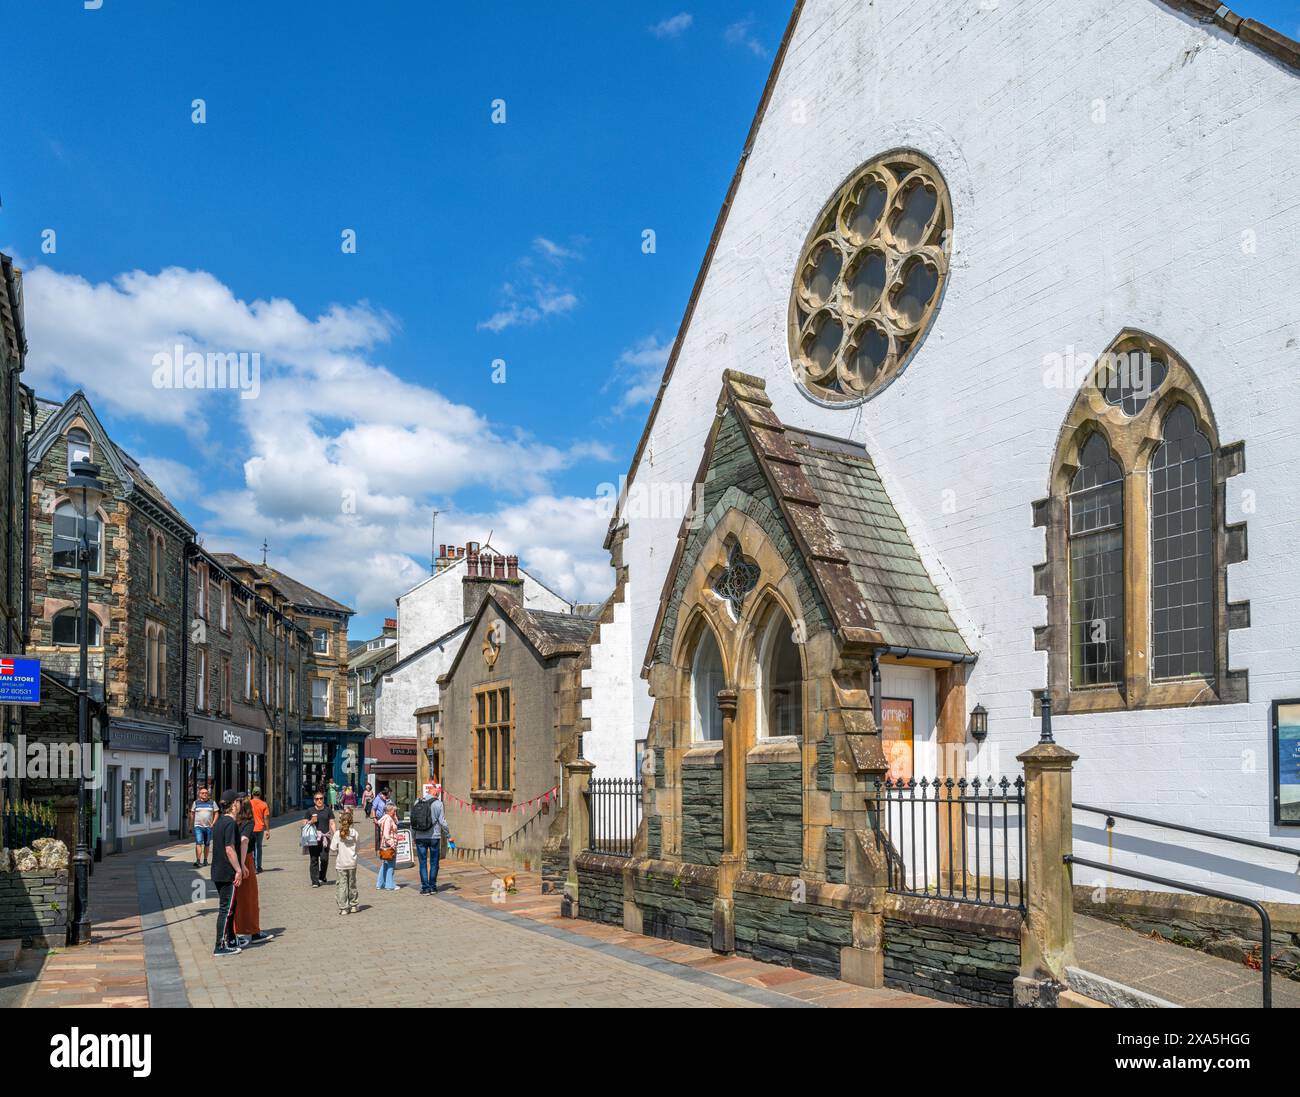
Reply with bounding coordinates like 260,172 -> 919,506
581,0 -> 1300,924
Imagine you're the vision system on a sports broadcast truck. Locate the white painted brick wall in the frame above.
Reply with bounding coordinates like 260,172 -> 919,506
587,0 -> 1300,901
376,562 -> 573,739
581,580 -> 637,779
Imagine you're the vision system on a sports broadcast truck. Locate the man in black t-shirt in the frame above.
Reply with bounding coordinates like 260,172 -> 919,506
211,790 -> 245,957
304,792 -> 336,887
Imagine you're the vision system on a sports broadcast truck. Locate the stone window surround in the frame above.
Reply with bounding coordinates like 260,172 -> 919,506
1033,330 -> 1248,715
40,597 -> 108,649
471,680 -> 515,799
49,497 -> 108,579
144,618 -> 168,702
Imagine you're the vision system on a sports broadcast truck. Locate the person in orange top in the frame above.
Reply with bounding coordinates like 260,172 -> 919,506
250,787 -> 271,873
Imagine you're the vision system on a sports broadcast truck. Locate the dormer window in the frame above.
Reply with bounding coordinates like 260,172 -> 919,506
66,427 -> 92,476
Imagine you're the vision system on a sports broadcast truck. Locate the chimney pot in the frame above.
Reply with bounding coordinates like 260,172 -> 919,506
493,556 -> 505,579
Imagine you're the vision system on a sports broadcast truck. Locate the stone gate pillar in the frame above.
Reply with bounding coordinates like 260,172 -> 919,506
563,758 -> 594,918
1015,729 -> 1078,1007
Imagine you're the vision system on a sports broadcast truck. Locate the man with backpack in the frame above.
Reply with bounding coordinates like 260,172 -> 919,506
410,782 -> 448,895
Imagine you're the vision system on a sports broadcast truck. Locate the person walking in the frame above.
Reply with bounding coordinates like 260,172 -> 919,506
376,801 -> 400,891
190,786 -> 218,867
249,787 -> 271,872
304,791 -> 336,888
341,784 -> 356,808
410,782 -> 449,895
327,778 -> 340,810
333,809 -> 361,915
361,783 -> 373,818
233,795 -> 271,946
371,785 -> 389,852
211,790 -> 245,957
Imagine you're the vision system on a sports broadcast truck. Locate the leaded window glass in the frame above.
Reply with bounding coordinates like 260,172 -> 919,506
1068,433 -> 1125,687
1151,405 -> 1214,680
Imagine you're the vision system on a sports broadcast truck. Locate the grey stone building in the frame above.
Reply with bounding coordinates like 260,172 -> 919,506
26,391 -> 194,853
182,548 -> 309,819
0,254 -> 36,830
212,555 -> 355,807
435,584 -> 596,869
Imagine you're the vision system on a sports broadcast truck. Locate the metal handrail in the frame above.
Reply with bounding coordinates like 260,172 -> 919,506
1073,802 -> 1300,864
1064,854 -> 1273,1008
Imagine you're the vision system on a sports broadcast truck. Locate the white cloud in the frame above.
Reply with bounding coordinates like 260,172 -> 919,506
610,335 -> 672,412
650,13 -> 693,38
477,237 -> 582,332
725,17 -> 769,57
24,262 -> 617,613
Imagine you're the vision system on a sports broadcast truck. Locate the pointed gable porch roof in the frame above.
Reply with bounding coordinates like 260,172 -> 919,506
644,371 -> 971,672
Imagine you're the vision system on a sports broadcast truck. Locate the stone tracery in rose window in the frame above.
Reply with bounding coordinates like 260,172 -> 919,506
790,150 -> 952,404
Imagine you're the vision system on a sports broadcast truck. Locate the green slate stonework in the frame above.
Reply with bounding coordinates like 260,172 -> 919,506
883,917 -> 1020,1007
646,814 -> 662,859
680,761 -> 723,866
745,761 -> 803,875
825,826 -> 846,884
635,874 -> 715,949
652,410 -> 830,666
733,889 -> 854,978
576,864 -> 624,927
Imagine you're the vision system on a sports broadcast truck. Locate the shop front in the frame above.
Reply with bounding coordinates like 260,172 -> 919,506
101,720 -> 179,854
364,735 -> 419,820
186,714 -> 266,808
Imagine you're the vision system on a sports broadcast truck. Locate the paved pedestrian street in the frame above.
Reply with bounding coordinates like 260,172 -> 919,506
14,817 -> 945,1009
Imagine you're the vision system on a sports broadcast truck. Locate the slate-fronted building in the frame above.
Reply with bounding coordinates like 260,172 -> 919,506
26,392 -> 194,853
0,254 -> 36,827
213,555 -> 355,807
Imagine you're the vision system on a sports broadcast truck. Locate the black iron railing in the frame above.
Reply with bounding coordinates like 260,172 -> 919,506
1065,854 -> 1274,1008
2,798 -> 58,848
869,776 -> 1026,911
585,777 -> 642,857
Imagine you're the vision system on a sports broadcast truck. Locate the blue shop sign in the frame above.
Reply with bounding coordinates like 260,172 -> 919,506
0,656 -> 40,706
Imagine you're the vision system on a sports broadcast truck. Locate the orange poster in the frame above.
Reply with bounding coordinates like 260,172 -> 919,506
881,698 -> 914,783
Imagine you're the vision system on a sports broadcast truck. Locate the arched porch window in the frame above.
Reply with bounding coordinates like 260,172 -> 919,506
758,607 -> 803,738
690,627 -> 725,742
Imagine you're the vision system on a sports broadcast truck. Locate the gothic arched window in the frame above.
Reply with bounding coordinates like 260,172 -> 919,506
690,626 -> 725,742
1037,331 -> 1245,713
1151,404 -> 1214,681
1067,433 -> 1124,688
758,607 -> 803,738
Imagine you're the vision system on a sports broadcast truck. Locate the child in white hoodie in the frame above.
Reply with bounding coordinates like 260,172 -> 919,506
333,810 -> 361,915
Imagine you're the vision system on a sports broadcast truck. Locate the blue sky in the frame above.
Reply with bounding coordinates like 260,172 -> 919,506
2,0 -> 1296,640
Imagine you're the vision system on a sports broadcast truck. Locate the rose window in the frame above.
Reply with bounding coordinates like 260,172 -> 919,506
790,151 -> 952,403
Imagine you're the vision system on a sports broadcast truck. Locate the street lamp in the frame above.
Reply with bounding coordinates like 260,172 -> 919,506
65,459 -> 104,947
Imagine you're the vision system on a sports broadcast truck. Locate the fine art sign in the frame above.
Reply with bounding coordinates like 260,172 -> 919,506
881,697 -> 914,783
1273,700 -> 1300,827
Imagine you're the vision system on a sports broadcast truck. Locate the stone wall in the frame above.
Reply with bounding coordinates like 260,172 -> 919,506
634,868 -> 715,949
883,897 -> 1022,1007
576,854 -> 625,927
0,869 -> 69,948
680,759 -> 722,866
745,760 -> 802,875
733,885 -> 853,978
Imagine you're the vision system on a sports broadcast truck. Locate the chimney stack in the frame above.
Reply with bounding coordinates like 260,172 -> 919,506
382,617 -> 398,639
